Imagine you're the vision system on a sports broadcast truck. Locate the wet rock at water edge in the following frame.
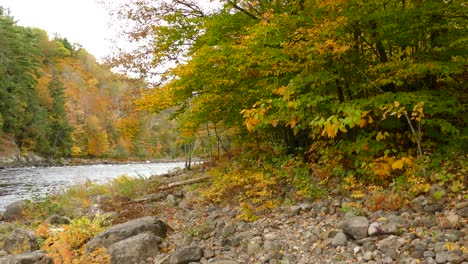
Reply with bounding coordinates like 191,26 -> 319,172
3,201 -> 27,222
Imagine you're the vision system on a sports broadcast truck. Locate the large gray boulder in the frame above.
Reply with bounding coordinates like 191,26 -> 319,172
107,232 -> 162,264
341,216 -> 369,240
3,201 -> 27,222
169,246 -> 203,264
0,251 -> 53,264
86,216 -> 167,253
1,229 -> 38,254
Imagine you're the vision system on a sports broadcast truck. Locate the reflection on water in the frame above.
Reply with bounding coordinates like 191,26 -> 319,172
0,162 -> 185,210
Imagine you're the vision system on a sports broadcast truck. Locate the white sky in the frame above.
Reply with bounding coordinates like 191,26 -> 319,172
0,0 -> 117,61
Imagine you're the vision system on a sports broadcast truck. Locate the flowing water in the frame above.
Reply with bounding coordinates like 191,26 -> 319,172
0,162 -> 185,210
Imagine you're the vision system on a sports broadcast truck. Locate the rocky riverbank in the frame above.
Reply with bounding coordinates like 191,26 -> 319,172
0,170 -> 466,264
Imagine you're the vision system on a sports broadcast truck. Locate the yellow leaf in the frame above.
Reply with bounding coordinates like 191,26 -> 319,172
351,190 -> 365,199
359,119 -> 367,127
288,119 -> 297,128
392,160 -> 404,170
444,242 -> 458,251
376,132 -> 385,141
271,120 -> 278,128
339,124 -> 348,133
322,122 -> 337,138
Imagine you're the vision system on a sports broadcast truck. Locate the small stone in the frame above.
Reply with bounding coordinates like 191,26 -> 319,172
454,201 -> 468,210
300,203 -> 312,211
203,247 -> 215,259
446,214 -> 460,227
290,205 -> 302,216
412,239 -> 428,251
368,222 -> 381,236
457,207 -> 468,218
435,252 -> 448,263
332,232 -> 348,247
170,246 -> 203,264
424,204 -> 443,213
411,250 -> 424,259
247,240 -> 262,256
386,215 -> 406,225
46,214 -> 71,225
424,251 -> 436,258
425,257 -> 437,264
382,256 -> 393,264
446,252 -> 463,264
421,215 -> 437,228
363,251 -> 372,261
377,235 -> 402,254
436,231 -> 462,242
412,196 -> 427,212
264,233 -> 277,240
353,246 -> 361,254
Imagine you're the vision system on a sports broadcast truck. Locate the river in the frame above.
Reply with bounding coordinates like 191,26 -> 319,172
0,162 -> 185,210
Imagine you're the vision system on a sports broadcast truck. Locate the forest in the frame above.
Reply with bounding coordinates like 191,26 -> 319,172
115,0 -> 466,189
0,7 -> 179,160
1,0 -> 467,198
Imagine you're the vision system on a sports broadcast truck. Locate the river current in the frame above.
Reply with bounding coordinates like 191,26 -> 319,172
0,162 -> 185,210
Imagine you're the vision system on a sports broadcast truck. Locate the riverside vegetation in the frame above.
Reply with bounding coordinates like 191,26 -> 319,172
0,158 -> 466,263
0,0 -> 467,263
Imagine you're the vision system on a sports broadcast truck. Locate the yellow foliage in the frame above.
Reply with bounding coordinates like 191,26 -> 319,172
343,175 -> 361,191
407,175 -> 431,195
37,216 -> 110,264
203,167 -> 285,214
322,121 -> 337,138
351,190 -> 365,199
373,156 -> 414,181
241,106 -> 270,132
411,102 -> 425,122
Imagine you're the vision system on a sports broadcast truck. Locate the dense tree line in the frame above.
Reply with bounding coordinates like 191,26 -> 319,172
0,7 -> 179,159
115,0 -> 466,181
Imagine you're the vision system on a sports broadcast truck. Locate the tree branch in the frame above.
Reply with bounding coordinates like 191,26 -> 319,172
227,1 -> 259,20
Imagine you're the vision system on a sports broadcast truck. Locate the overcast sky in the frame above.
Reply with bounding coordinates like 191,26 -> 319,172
0,0 -> 117,61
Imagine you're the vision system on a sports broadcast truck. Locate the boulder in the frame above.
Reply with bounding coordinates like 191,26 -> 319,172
45,214 -> 71,225
107,232 -> 162,264
0,251 -> 53,264
1,229 -> 38,254
86,216 -> 168,253
341,216 -> 369,240
3,201 -> 27,222
169,246 -> 203,264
